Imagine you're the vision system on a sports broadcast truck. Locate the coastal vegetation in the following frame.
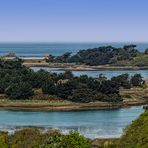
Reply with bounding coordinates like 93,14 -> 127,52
0,59 -> 145,103
46,45 -> 148,66
118,110 -> 148,148
0,110 -> 147,148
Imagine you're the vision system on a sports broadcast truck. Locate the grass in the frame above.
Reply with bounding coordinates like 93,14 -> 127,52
0,99 -> 72,106
120,85 -> 148,103
130,54 -> 148,66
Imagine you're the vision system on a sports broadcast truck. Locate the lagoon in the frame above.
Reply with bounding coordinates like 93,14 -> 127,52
0,106 -> 144,139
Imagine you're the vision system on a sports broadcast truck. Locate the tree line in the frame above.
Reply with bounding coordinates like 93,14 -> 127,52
0,59 -> 145,102
46,45 -> 148,66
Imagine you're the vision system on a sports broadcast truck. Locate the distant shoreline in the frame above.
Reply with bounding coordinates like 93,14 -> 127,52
23,62 -> 148,71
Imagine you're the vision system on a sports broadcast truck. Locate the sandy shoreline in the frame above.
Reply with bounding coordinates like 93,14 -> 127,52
0,101 -> 147,112
23,63 -> 148,71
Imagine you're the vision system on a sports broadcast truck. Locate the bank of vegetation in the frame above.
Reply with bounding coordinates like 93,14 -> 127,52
0,110 -> 147,148
0,59 -> 145,104
46,45 -> 148,66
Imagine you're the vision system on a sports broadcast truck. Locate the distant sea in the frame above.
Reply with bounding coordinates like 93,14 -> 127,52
0,42 -> 148,57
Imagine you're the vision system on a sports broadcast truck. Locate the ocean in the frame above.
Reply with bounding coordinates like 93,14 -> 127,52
0,42 -> 148,57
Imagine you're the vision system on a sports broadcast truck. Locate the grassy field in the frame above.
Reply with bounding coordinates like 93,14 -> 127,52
120,82 -> 148,105
130,54 -> 148,66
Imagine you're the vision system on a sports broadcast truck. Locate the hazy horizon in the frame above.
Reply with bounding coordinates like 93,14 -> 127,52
0,0 -> 148,42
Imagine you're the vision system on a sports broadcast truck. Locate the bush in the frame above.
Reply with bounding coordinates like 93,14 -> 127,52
41,131 -> 91,148
10,128 -> 45,148
0,132 -> 9,148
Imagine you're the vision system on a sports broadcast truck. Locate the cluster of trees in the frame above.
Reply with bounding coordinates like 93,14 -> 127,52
0,110 -> 147,148
45,45 -> 148,66
0,59 -> 145,102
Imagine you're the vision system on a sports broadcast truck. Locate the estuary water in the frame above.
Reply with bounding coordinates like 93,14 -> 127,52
0,42 -> 147,56
32,67 -> 148,79
0,106 -> 144,139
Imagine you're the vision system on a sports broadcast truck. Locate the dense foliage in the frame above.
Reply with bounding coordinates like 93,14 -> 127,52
41,131 -> 91,148
0,132 -> 9,148
0,59 -> 144,102
0,129 -> 91,148
119,111 -> 148,148
45,45 -> 148,66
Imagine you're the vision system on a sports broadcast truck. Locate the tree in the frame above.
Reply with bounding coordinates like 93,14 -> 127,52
130,74 -> 144,87
42,79 -> 56,95
55,52 -> 72,63
5,82 -> 33,99
111,73 -> 131,89
30,70 -> 50,88
99,80 -> 119,94
56,80 -> 76,99
68,84 -> 95,103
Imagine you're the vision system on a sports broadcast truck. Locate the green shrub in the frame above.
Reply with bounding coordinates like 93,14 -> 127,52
119,111 -> 148,148
0,132 -> 9,148
41,131 -> 91,148
10,128 -> 44,148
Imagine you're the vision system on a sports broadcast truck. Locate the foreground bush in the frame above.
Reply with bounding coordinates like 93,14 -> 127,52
10,128 -> 45,148
0,132 -> 9,148
41,131 -> 91,148
0,129 -> 91,148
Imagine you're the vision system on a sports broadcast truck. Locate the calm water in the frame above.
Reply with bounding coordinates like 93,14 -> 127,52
32,67 -> 148,79
0,42 -> 147,56
0,106 -> 144,139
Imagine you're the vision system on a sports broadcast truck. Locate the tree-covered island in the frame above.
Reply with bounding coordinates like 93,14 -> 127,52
45,45 -> 148,67
0,58 -> 147,110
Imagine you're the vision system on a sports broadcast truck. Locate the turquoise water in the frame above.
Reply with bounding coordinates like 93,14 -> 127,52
0,42 -> 147,56
0,106 -> 144,138
32,67 -> 148,79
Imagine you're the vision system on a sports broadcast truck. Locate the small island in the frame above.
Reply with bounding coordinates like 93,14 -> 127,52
12,44 -> 148,70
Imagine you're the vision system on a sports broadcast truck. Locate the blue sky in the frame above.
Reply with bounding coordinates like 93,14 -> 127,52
0,0 -> 148,42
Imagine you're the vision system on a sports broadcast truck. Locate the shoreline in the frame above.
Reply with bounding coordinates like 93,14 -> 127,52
0,101 -> 147,112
